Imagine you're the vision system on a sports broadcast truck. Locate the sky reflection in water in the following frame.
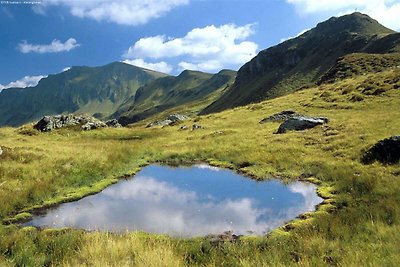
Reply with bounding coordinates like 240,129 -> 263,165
24,164 -> 323,237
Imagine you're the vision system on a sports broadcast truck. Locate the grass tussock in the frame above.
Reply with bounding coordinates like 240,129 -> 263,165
0,69 -> 399,266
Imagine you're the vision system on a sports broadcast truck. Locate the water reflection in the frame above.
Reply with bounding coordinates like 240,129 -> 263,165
24,165 -> 322,237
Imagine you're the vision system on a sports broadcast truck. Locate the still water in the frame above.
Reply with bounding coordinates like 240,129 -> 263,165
24,164 -> 322,237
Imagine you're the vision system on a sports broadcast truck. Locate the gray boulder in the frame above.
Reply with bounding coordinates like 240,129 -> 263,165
146,114 -> 188,128
81,121 -> 106,131
362,136 -> 400,164
105,119 -> 122,128
0,146 -> 3,156
34,114 -> 108,132
192,124 -> 203,130
167,114 -> 189,123
277,116 -> 328,134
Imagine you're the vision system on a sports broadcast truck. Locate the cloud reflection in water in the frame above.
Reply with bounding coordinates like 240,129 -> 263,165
24,165 -> 322,237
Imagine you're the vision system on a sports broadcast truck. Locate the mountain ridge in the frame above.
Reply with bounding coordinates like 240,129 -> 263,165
200,12 -> 400,115
117,69 -> 236,125
0,62 -> 168,126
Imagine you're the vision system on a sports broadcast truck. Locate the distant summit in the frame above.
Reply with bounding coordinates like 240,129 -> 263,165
201,12 -> 400,114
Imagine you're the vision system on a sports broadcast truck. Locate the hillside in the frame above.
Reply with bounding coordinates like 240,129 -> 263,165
1,60 -> 399,266
0,62 -> 167,127
117,69 -> 236,125
201,12 -> 400,114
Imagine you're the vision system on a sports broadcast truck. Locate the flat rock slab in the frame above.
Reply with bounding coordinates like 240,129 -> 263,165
277,117 -> 328,134
260,110 -> 301,123
362,136 -> 400,164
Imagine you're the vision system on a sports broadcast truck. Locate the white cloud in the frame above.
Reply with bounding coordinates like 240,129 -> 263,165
287,0 -> 400,30
123,59 -> 173,74
38,0 -> 189,26
62,67 -> 71,72
0,75 -> 47,91
18,38 -> 80,54
123,24 -> 258,73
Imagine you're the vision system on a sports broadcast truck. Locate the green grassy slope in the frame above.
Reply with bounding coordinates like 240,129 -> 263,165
117,69 -> 236,125
0,63 -> 399,265
0,62 -> 168,127
201,12 -> 400,115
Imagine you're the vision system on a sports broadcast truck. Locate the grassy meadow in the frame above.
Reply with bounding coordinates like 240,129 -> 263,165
0,68 -> 400,266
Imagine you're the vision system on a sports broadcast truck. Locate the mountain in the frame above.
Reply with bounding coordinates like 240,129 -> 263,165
201,12 -> 400,114
0,62 -> 167,126
117,69 -> 236,125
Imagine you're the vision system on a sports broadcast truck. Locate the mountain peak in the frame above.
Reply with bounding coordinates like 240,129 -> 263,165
314,12 -> 394,37
201,12 -> 399,115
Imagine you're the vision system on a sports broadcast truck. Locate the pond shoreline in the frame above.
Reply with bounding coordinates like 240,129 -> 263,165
3,159 -> 337,238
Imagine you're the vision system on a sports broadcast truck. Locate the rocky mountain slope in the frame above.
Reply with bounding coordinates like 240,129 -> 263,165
201,12 -> 400,114
117,69 -> 236,125
0,62 -> 167,126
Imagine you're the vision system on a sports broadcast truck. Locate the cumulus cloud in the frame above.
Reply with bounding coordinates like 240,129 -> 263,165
18,38 -> 80,54
287,0 -> 400,30
37,0 -> 189,26
123,59 -> 173,74
0,75 -> 47,91
123,23 -> 258,73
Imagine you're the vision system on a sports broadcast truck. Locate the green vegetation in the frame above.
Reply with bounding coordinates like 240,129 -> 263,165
116,69 -> 236,125
1,66 -> 399,266
0,62 -> 168,127
201,12 -> 400,114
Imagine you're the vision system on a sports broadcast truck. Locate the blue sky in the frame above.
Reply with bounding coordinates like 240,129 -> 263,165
1,0 -> 399,89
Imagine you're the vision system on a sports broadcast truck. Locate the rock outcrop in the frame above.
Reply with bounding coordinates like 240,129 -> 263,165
146,114 -> 189,128
34,114 -> 121,132
362,136 -> 400,164
105,119 -> 122,128
192,124 -> 203,130
259,110 -> 301,123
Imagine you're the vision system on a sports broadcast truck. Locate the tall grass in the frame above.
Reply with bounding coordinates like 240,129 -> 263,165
0,69 -> 399,265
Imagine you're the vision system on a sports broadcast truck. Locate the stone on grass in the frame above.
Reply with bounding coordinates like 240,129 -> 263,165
259,110 -> 301,123
277,116 -> 329,134
34,114 -> 110,132
362,136 -> 400,164
105,119 -> 122,128
146,114 -> 188,128
192,124 -> 203,130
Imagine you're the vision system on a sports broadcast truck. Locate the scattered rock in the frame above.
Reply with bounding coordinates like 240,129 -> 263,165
81,121 -> 106,131
208,231 -> 241,245
0,146 -> 2,156
362,136 -> 400,164
259,110 -> 301,123
192,124 -> 203,130
179,125 -> 188,130
34,114 -> 112,132
105,119 -> 122,128
277,116 -> 329,134
146,114 -> 188,128
167,114 -> 188,123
